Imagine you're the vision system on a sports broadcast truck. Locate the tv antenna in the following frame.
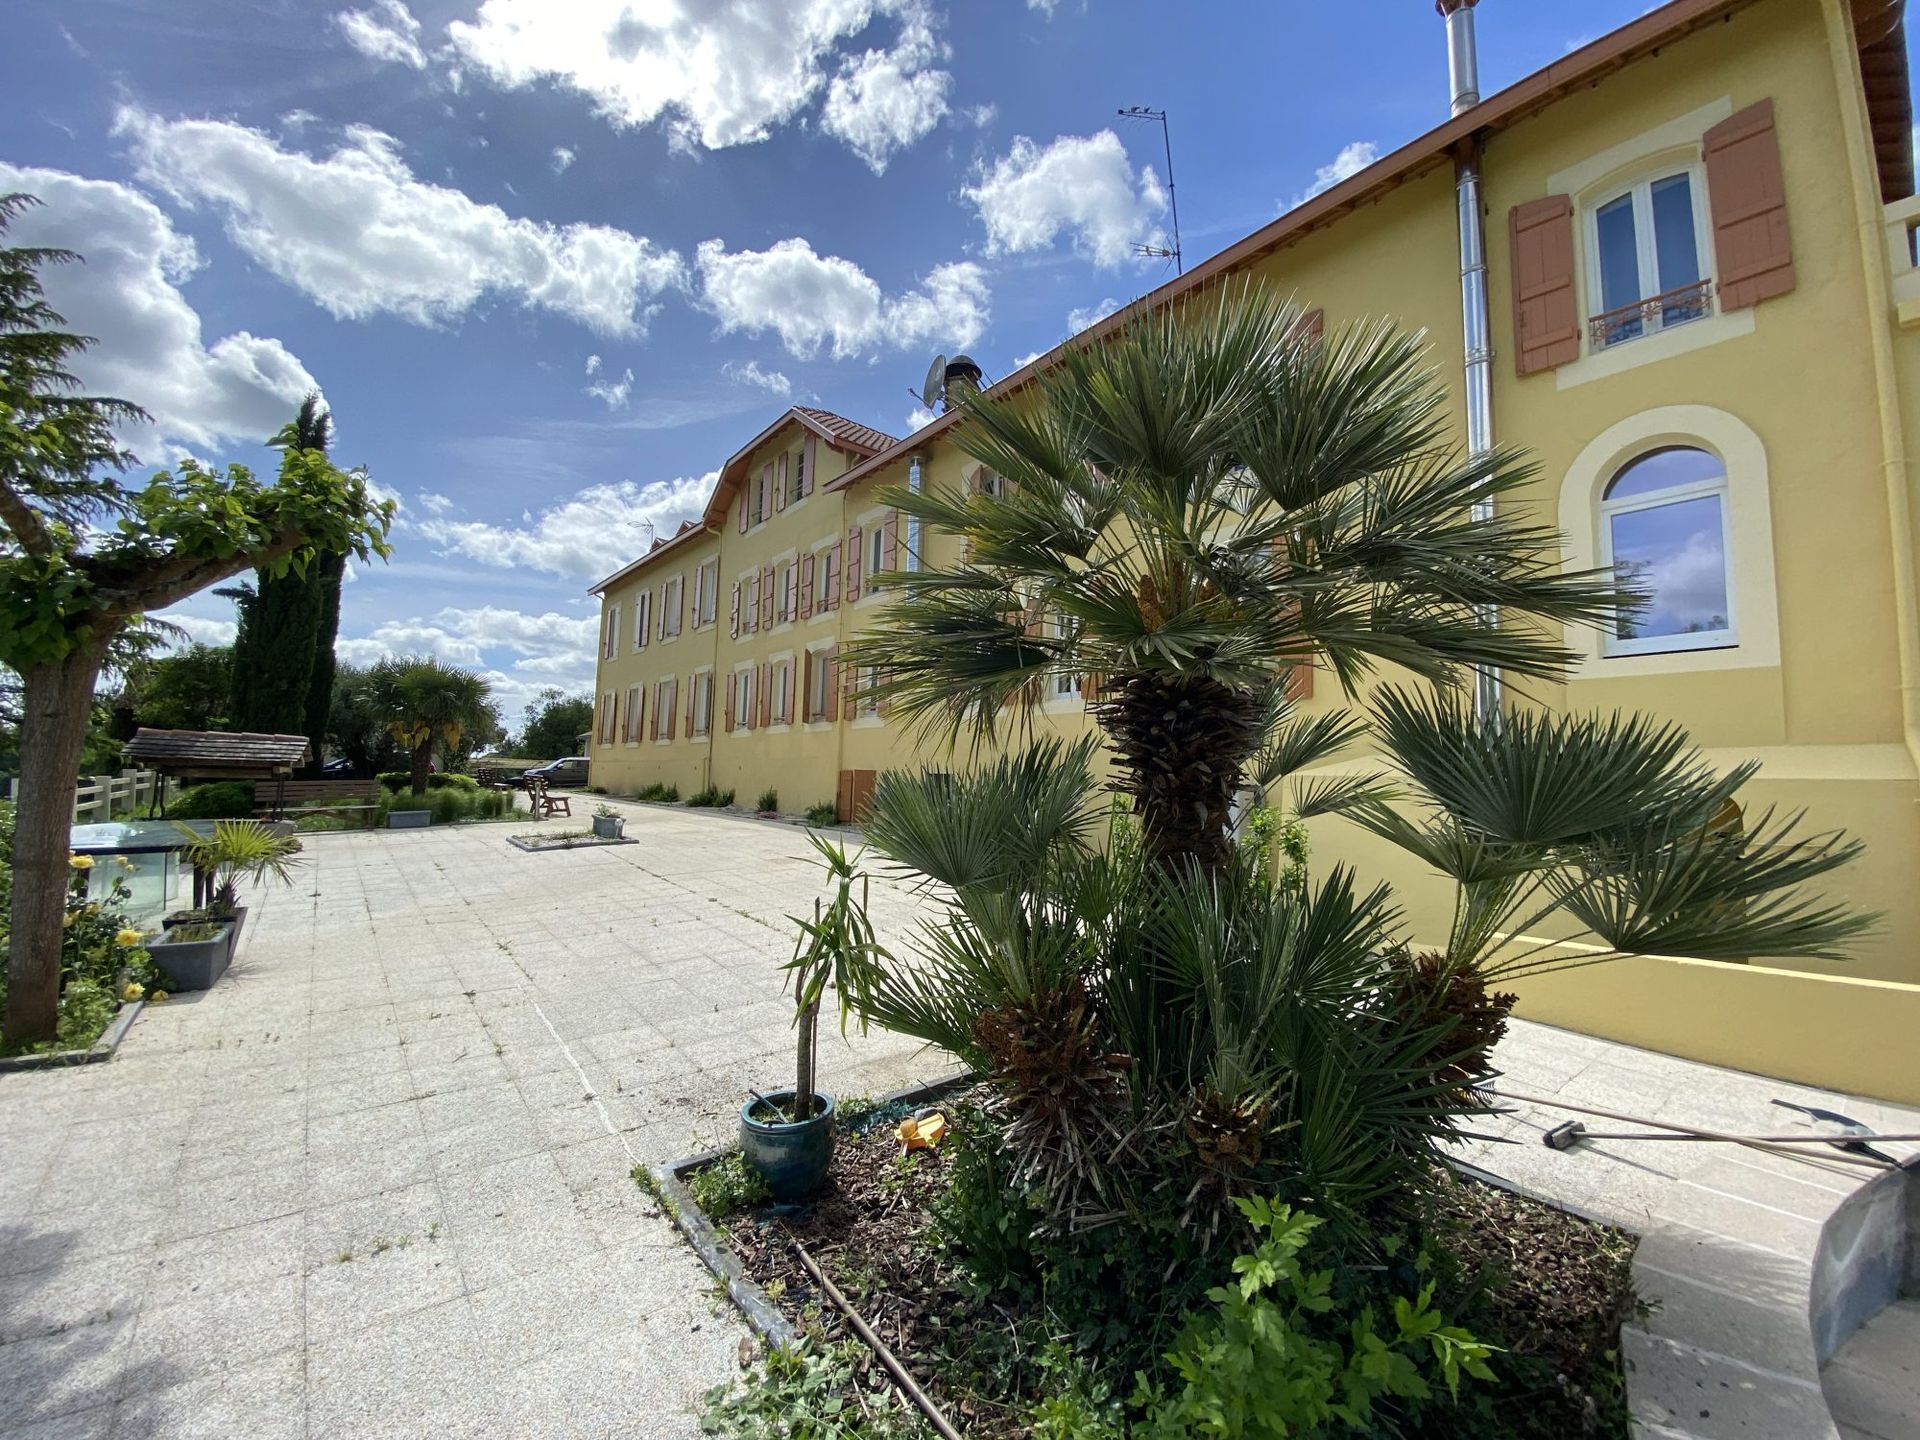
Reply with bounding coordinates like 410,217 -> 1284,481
1118,105 -> 1181,274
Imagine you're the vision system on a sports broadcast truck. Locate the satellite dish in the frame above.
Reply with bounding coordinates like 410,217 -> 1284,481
920,353 -> 947,410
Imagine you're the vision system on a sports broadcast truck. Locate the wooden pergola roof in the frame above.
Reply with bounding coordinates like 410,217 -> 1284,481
124,728 -> 311,780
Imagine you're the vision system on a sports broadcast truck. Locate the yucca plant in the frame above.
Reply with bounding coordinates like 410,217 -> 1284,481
850,283 -> 1625,877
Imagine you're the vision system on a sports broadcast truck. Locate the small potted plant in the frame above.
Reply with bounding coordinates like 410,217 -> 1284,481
739,836 -> 885,1200
592,803 -> 625,840
155,820 -> 304,988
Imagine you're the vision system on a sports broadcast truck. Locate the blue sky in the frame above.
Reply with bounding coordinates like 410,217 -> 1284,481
1,0 -> 1894,723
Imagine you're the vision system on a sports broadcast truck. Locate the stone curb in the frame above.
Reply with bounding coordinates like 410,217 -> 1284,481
0,999 -> 146,1073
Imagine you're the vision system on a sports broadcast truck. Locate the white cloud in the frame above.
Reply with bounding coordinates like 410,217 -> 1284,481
821,4 -> 951,174
1291,140 -> 1380,208
904,404 -> 937,432
586,365 -> 634,410
723,359 -> 792,395
0,165 -> 319,454
118,109 -> 685,336
550,145 -> 575,174
446,0 -> 905,155
156,610 -> 240,648
336,0 -> 429,68
697,238 -> 986,358
416,491 -> 454,515
1010,350 -> 1044,370
583,353 -> 602,376
1066,297 -> 1119,334
964,130 -> 1166,268
332,604 -> 600,717
414,472 -> 716,582
961,104 -> 997,129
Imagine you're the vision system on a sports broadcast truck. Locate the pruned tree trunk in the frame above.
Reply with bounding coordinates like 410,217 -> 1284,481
4,636 -> 110,1047
1094,672 -> 1263,879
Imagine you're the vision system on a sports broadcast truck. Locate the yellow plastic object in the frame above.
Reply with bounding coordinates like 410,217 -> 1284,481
896,1111 -> 948,1152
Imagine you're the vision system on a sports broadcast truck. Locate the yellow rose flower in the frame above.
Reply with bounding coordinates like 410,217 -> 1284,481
121,981 -> 145,1003
69,855 -> 95,871
151,990 -> 169,1003
115,928 -> 143,948
62,911 -> 78,928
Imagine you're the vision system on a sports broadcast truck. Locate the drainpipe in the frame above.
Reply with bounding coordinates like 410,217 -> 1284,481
1820,0 -> 1920,776
1438,0 -> 1502,726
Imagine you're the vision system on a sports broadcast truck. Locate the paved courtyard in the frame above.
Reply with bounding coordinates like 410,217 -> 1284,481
3,797 -> 1915,1439
0,801 -> 932,1439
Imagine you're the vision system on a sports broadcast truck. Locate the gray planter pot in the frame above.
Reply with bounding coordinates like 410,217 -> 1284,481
148,920 -> 235,991
388,809 -> 431,829
592,814 -> 625,839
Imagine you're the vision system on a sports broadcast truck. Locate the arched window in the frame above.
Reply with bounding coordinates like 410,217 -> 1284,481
1600,445 -> 1734,655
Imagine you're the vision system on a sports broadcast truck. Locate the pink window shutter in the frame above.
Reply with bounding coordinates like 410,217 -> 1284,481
1508,195 -> 1581,376
881,511 -> 899,569
802,435 -> 817,496
845,526 -> 863,602
1704,98 -> 1796,310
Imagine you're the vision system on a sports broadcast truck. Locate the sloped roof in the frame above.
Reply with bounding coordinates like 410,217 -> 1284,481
590,406 -> 897,594
830,0 -> 1908,497
125,728 -> 311,775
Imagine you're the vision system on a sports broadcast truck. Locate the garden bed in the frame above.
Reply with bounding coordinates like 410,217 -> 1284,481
505,829 -> 638,853
681,1087 -> 1641,1440
0,999 -> 146,1071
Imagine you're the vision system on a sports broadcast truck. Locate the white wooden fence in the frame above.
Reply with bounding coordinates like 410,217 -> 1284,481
0,769 -> 162,823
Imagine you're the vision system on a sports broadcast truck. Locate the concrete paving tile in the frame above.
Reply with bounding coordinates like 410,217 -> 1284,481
0,1316 -> 134,1427
1624,1330 -> 1835,1439
0,1253 -> 151,1345
0,1402 -> 114,1440
303,1238 -> 465,1347
305,1134 -> 439,1209
443,1196 -> 600,1294
302,1180 -> 446,1267
107,1347 -> 304,1440
122,1267 -> 301,1383
306,1296 -> 492,1436
145,1212 -> 305,1308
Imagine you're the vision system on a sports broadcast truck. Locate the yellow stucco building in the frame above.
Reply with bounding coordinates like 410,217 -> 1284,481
588,0 -> 1920,1096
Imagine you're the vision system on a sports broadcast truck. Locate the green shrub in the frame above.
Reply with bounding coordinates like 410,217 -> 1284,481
377,771 -> 478,792
425,788 -> 508,824
755,788 -> 779,813
804,801 -> 839,827
168,782 -> 255,819
686,785 -> 734,808
685,1150 -> 770,1220
1134,1197 -> 1495,1439
55,980 -> 118,1049
636,782 -> 680,803
703,1339 -> 929,1439
1240,804 -> 1309,894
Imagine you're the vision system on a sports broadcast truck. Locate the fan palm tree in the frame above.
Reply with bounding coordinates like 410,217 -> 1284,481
368,655 -> 496,796
850,283 -> 1626,878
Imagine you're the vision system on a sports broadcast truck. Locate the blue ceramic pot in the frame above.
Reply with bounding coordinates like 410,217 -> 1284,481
739,1089 -> 835,1201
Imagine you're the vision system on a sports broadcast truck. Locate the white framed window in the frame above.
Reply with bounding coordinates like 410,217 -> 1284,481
772,659 -> 791,723
602,607 -> 619,660
807,649 -> 834,722
1599,445 -> 1734,656
781,562 -> 798,623
868,525 -> 886,579
694,560 -> 718,628
1586,168 -> 1711,350
791,446 -> 807,502
692,671 -> 713,736
735,669 -> 754,732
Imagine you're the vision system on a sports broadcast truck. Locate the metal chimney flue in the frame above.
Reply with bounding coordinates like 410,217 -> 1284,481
1438,0 -> 1481,117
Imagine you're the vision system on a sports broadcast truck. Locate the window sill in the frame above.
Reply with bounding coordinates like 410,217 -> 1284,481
804,719 -> 835,732
1555,304 -> 1753,391
1572,643 -> 1774,680
851,714 -> 885,729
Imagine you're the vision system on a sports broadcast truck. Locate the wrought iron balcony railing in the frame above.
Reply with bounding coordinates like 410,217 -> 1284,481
1587,278 -> 1716,350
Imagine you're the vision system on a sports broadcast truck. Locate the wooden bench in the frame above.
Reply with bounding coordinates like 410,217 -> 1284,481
523,774 -> 571,820
257,779 -> 383,827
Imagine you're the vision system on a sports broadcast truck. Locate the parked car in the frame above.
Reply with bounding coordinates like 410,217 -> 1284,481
524,756 -> 589,788
320,757 -> 356,776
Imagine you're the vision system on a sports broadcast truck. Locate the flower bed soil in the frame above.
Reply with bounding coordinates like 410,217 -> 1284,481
716,1097 -> 1639,1439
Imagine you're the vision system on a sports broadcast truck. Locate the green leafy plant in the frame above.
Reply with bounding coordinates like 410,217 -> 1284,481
594,802 -> 620,818
805,801 -> 840,828
686,1150 -> 772,1220
172,819 -> 304,919
54,979 -> 116,1050
702,1339 -> 930,1438
376,771 -> 480,792
780,836 -> 888,1121
637,782 -> 681,803
1134,1196 -> 1496,1439
756,788 -> 780,813
1238,806 -> 1308,895
166,782 -> 256,820
687,785 -> 735,808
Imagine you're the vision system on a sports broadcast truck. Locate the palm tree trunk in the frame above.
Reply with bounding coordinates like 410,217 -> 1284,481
410,738 -> 432,797
5,638 -> 110,1047
1095,672 -> 1263,879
